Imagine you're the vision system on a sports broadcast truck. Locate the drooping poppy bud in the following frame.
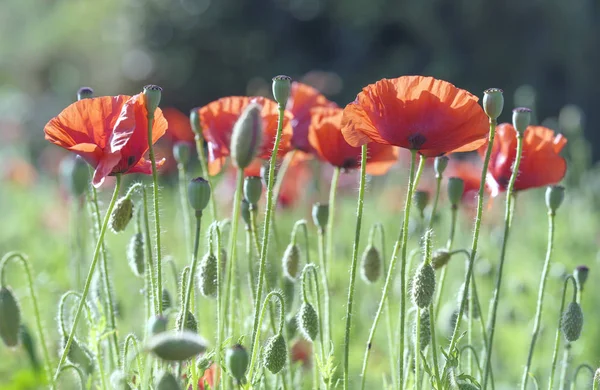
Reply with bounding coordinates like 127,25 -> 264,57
0,286 -> 21,347
263,334 -> 287,374
77,87 -> 94,101
411,261 -> 436,308
272,75 -> 292,107
147,315 -> 168,336
109,197 -> 134,233
360,245 -> 382,283
312,203 -> 329,230
431,250 -> 452,270
230,103 -> 263,170
143,84 -> 163,115
573,265 -> 589,292
297,303 -> 319,342
512,107 -> 532,135
434,156 -> 449,178
225,344 -> 249,384
188,177 -> 211,212
20,324 -> 39,372
413,190 -> 429,218
561,301 -> 583,342
146,331 -> 208,361
244,176 -> 263,205
173,142 -> 191,166
176,310 -> 198,333
127,233 -> 145,277
59,155 -> 90,197
545,185 -> 565,214
282,243 -> 301,281
447,177 -> 465,206
412,309 -> 431,350
198,252 -> 218,298
156,371 -> 181,390
482,88 -> 504,120
190,108 -> 202,136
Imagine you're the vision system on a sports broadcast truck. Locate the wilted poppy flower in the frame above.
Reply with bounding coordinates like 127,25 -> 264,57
287,82 -> 337,153
198,96 -> 293,175
341,76 -> 489,157
44,94 -> 168,187
308,106 -> 398,175
481,124 -> 567,196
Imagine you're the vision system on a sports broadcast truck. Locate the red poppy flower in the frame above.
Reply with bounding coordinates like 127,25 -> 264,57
287,82 -> 337,153
290,339 -> 312,368
163,107 -> 195,143
44,94 -> 168,187
341,76 -> 489,157
198,96 -> 293,175
308,106 -> 398,175
481,124 -> 567,196
446,157 -> 483,203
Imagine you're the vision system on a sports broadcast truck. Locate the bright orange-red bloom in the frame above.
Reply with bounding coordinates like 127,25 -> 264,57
198,96 -> 293,175
481,124 -> 567,196
341,76 -> 489,156
163,107 -> 195,143
308,106 -> 398,175
44,94 -> 168,187
287,82 -> 337,153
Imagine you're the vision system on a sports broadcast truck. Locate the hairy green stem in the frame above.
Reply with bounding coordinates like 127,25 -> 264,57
141,186 -> 157,313
56,364 -> 85,390
301,264 -> 326,365
194,133 -> 218,220
434,205 -> 458,319
548,276 -> 577,389
316,227 -> 331,349
177,163 -> 193,254
323,166 -> 340,343
570,364 -> 594,390
180,212 -> 202,331
429,305 -> 442,389
559,344 -> 571,390
427,175 -> 442,231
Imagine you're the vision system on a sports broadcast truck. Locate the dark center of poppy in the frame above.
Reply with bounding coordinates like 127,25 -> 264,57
408,133 -> 426,150
341,157 -> 359,171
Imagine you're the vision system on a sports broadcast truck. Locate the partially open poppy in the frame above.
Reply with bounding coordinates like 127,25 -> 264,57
341,76 -> 489,157
197,96 -> 293,175
482,124 -> 567,196
44,94 -> 168,187
308,106 -> 398,175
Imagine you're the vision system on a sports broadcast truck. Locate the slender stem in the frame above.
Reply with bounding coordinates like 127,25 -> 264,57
123,334 -> 144,384
428,305 -> 442,389
0,252 -> 53,383
272,150 -> 296,208
459,345 -> 484,380
570,364 -> 594,390
559,344 -> 571,390
482,133 -> 524,388
548,276 -> 577,390
250,104 -> 286,355
471,265 -> 495,389
53,174 -> 122,384
249,208 -> 261,299
177,163 -> 193,255
434,206 -> 458,319
142,186 -> 157,313
180,212 -> 203,331
323,167 -> 340,340
212,224 -> 223,390
194,133 -> 218,220
96,336 -> 108,390
316,228 -> 331,348
56,364 -> 86,390
301,264 -> 326,365
521,212 -> 556,389
245,229 -> 256,303
415,306 -> 421,390
342,144 -> 368,390
427,175 -> 442,231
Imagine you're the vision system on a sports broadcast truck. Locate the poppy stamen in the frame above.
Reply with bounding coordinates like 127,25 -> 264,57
408,133 -> 427,150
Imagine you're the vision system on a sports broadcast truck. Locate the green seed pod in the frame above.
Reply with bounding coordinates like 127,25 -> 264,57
0,286 -> 21,347
482,88 -> 504,120
146,331 -> 208,361
77,86 -> 94,100
20,324 -> 39,372
143,84 -> 162,114
561,301 -> 583,342
282,244 -> 301,280
312,203 -> 329,230
434,156 -> 449,178
173,141 -> 191,166
162,289 -> 172,311
412,309 -> 431,351
188,177 -> 211,212
63,337 -> 95,374
156,371 -> 181,390
176,310 -> 198,333
457,282 -> 480,319
263,334 -> 287,374
545,185 -> 565,214
109,197 -> 134,233
512,107 -> 532,135
190,108 -> 202,136
225,344 -> 249,384
110,369 -> 132,390
413,190 -> 429,217
244,176 -> 263,205
127,233 -> 145,277
272,75 -> 292,107
431,249 -> 452,270
59,155 -> 90,197
411,262 -> 436,308
230,103 -> 263,170
457,382 -> 479,390
573,265 -> 589,292
297,303 -> 319,342
360,245 -> 382,283
447,177 -> 465,206
147,315 -> 168,336
198,252 -> 218,298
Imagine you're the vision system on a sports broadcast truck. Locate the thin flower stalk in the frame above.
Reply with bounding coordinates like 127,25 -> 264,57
193,133 -> 218,220
177,162 -> 193,253
179,211 -> 203,331
141,185 -> 157,313
548,276 -> 577,389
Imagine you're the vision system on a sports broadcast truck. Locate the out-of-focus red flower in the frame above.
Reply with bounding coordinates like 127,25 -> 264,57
277,156 -> 312,209
44,94 -> 168,187
2,157 -> 37,188
198,364 -> 219,390
480,124 -> 567,196
290,339 -> 312,368
341,76 -> 489,157
163,107 -> 195,143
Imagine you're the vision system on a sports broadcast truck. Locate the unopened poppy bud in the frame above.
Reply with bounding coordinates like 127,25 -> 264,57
457,382 -> 478,390
272,75 -> 292,107
109,197 -> 134,233
412,309 -> 431,350
297,303 -> 319,342
63,337 -> 94,374
431,250 -> 452,270
545,185 -> 565,214
147,315 -> 168,336
110,370 -> 131,390
360,245 -> 382,283
143,84 -> 162,114
263,334 -> 287,374
231,103 -> 263,170
282,243 -> 301,280
411,262 -> 436,308
512,107 -> 532,135
77,87 -> 94,101
173,142 -> 191,166
161,289 -> 172,310
176,310 -> 198,333
127,233 -> 145,277
190,108 -> 202,136
447,177 -> 465,206
561,301 -> 583,342
188,177 -> 211,212
483,88 -> 504,120
60,155 -> 90,197
146,331 -> 208,361
413,190 -> 429,217
312,203 -> 329,230
574,265 -> 589,292
434,156 -> 449,178
0,286 -> 21,347
244,176 -> 263,205
198,252 -> 218,298
156,371 -> 181,390
20,325 -> 39,372
225,344 -> 249,384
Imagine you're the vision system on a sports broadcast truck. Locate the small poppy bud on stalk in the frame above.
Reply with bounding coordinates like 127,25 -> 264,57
413,190 -> 430,218
231,103 -> 263,170
482,88 -> 504,120
512,107 -> 532,135
561,301 -> 583,342
173,142 -> 191,167
447,177 -> 465,207
573,265 -> 589,292
161,289 -> 172,311
282,243 -> 301,280
143,84 -> 163,115
20,325 -> 40,372
0,286 -> 21,347
360,245 -> 382,283
412,309 -> 431,350
263,333 -> 287,374
190,109 -> 202,136
146,331 -> 208,361
77,86 -> 94,101
188,177 -> 211,213
411,261 -> 436,308
156,371 -> 181,390
176,310 -> 198,333
244,176 -> 263,205
272,75 -> 292,107
59,155 -> 90,197
225,344 -> 249,384
110,370 -> 132,390
545,185 -> 565,214
297,302 -> 319,342
127,233 -> 145,277
198,252 -> 218,298
431,249 -> 452,270
147,315 -> 168,336
312,203 -> 329,231
109,197 -> 134,233
434,156 -> 449,178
